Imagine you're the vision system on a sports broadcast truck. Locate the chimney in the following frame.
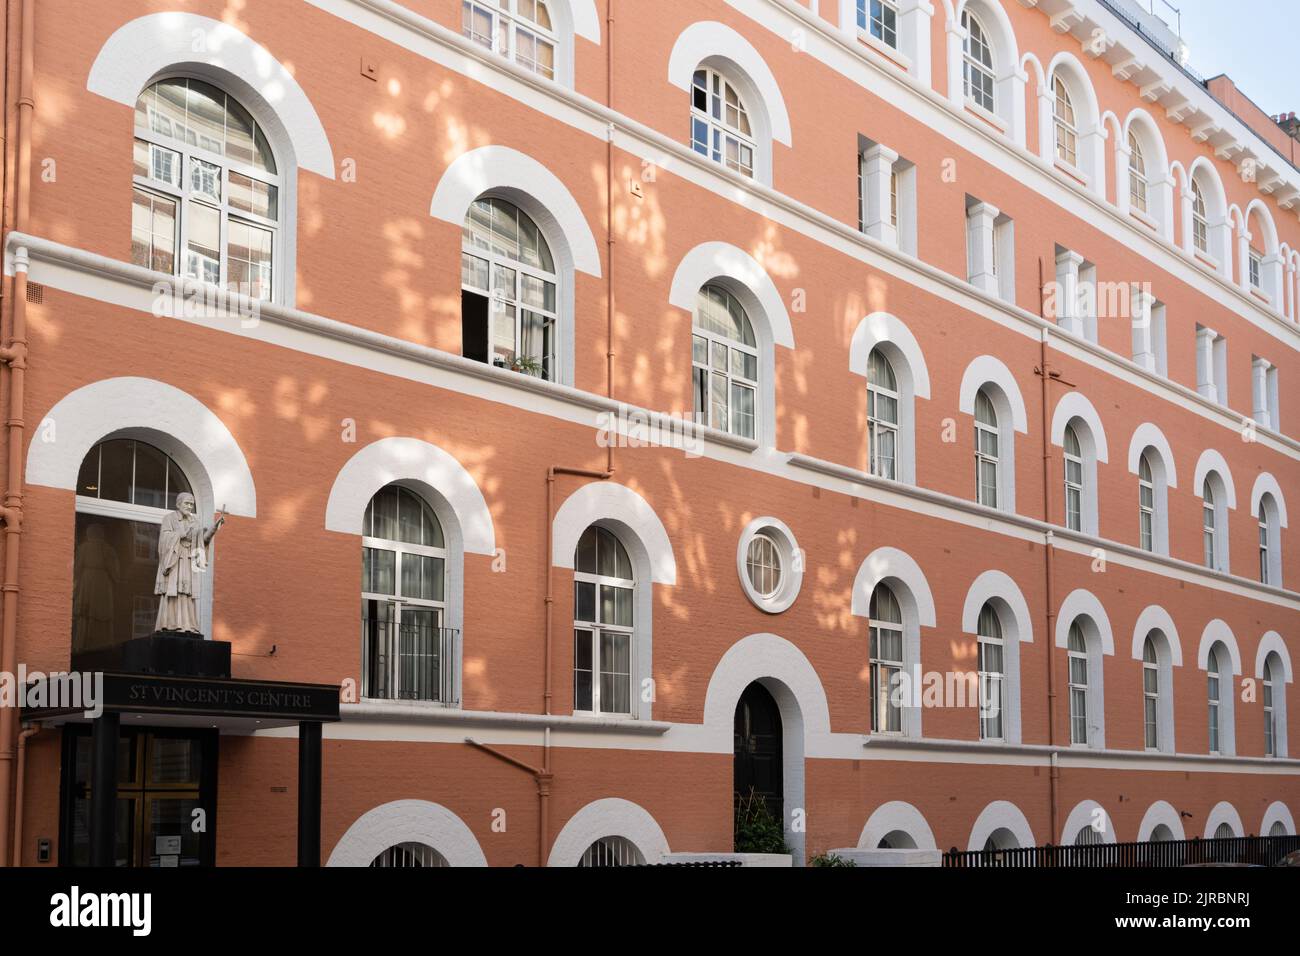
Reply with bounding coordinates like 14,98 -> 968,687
1275,111 -> 1300,142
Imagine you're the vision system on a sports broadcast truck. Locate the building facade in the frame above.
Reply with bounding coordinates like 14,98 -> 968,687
0,0 -> 1297,866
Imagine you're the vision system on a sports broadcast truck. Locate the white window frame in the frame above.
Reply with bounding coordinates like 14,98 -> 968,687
1063,424 -> 1084,532
1202,478 -> 1222,571
1142,636 -> 1159,751
867,348 -> 900,480
1067,623 -> 1089,746
1192,180 -> 1209,255
869,585 -> 905,735
961,11 -> 996,114
461,0 -> 558,81
1207,647 -> 1222,755
975,390 -> 1000,508
977,604 -> 1005,742
1128,130 -> 1148,215
1264,663 -> 1276,757
573,528 -> 635,718
1052,75 -> 1078,169
690,67 -> 757,179
692,284 -> 759,440
1138,453 -> 1156,552
858,0 -> 899,49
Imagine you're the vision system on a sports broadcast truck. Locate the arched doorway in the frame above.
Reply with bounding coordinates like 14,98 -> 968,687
734,682 -> 783,826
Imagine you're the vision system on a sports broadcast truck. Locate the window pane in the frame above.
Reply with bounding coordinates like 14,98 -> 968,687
185,201 -> 221,284
574,580 -> 596,623
226,219 -> 273,300
224,95 -> 257,167
362,547 -> 396,595
599,632 -> 631,714
131,189 -> 176,274
185,78 -> 227,154
98,439 -> 134,504
73,512 -> 163,653
189,157 -> 222,202
368,486 -> 399,540
730,383 -> 755,439
228,171 -> 278,220
400,553 -> 443,602
573,630 -> 593,711
132,441 -> 168,509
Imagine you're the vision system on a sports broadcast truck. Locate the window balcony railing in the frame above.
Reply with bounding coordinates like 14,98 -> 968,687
943,834 -> 1300,868
361,614 -> 459,706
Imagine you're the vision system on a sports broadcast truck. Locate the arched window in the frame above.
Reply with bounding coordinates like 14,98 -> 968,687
1201,476 -> 1228,572
579,836 -> 644,867
858,0 -> 899,48
977,603 -> 1004,741
370,843 -> 450,867
1074,824 -> 1103,846
361,485 -> 450,702
1053,75 -> 1078,168
1142,636 -> 1159,750
1067,623 -> 1089,745
1268,820 -> 1287,838
1128,130 -> 1148,214
462,0 -> 557,80
73,438 -> 195,654
1191,180 -> 1209,255
1063,424 -> 1084,532
744,531 -> 783,599
1207,642 -> 1225,754
974,389 -> 1000,508
1258,495 -> 1276,585
692,284 -> 758,439
868,348 -> 899,480
1263,654 -> 1278,757
1138,452 -> 1155,551
962,11 -> 996,113
1213,822 -> 1235,840
461,196 -> 558,380
869,584 -> 904,734
573,526 -> 634,716
690,67 -> 756,178
132,78 -> 279,300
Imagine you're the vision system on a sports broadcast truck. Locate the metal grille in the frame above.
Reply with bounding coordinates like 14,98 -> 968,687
579,837 -> 644,867
361,613 -> 459,704
25,282 -> 42,303
369,843 -> 450,868
944,834 -> 1300,868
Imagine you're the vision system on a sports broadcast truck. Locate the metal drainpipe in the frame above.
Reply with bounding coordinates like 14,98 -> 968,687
467,735 -> 553,866
0,0 -> 33,868
10,721 -> 36,866
1036,304 -> 1060,843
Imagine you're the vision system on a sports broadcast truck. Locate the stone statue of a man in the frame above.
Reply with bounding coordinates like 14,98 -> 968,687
154,492 -> 225,635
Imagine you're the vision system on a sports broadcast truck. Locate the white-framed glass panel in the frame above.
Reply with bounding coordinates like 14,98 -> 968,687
869,584 -> 904,734
461,0 -> 557,80
961,11 -> 996,113
1053,76 -> 1078,168
1259,513 -> 1271,585
745,532 -> 783,599
867,347 -> 899,480
1063,424 -> 1083,532
461,196 -> 558,380
1138,453 -> 1155,552
974,389 -> 1000,508
1142,636 -> 1159,750
1263,660 -> 1276,757
132,78 -> 279,301
573,526 -> 634,716
1207,645 -> 1222,754
1067,623 -> 1089,745
362,485 -> 450,703
692,284 -> 758,440
1192,181 -> 1209,255
579,836 -> 644,867
977,603 -> 1004,741
1249,248 -> 1263,290
74,439 -> 194,654
690,67 -> 756,178
1202,479 -> 1217,570
857,0 -> 899,48
1128,130 -> 1148,214
370,843 -> 450,867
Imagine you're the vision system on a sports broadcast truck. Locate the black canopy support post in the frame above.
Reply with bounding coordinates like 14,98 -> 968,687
89,712 -> 120,867
297,720 -> 322,867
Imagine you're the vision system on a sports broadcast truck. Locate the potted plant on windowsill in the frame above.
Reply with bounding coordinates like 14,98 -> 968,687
507,353 -> 543,378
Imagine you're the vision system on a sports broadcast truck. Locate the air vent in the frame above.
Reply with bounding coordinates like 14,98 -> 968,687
25,282 -> 42,304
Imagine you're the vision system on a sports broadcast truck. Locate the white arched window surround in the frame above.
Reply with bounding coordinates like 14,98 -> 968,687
1041,54 -> 1105,196
853,547 -> 936,739
669,242 -> 794,449
1256,631 -> 1292,758
1050,393 -> 1109,537
1197,620 -> 1241,757
1055,590 -> 1114,749
1130,605 -> 1182,755
431,146 -> 602,388
1127,424 -> 1177,556
1194,450 -> 1236,574
551,482 -> 676,721
667,22 -> 792,186
1203,801 -> 1244,839
736,517 -> 804,614
967,800 -> 1036,850
1183,159 -> 1230,274
1250,474 -> 1286,587
548,798 -> 670,867
87,13 -> 338,308
858,800 -> 937,850
849,312 -> 931,485
1137,800 -> 1186,842
1244,200 -> 1283,306
958,355 -> 1028,514
459,0 -> 601,90
327,800 -> 488,867
948,0 -> 1024,139
1120,110 -> 1173,236
1261,801 -> 1296,837
1061,799 -> 1116,845
961,570 -> 1032,745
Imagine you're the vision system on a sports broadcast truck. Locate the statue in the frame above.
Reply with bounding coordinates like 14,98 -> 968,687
154,493 -> 225,635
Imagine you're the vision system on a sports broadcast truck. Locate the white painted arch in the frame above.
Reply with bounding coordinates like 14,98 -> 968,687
1054,589 -> 1114,655
1127,422 -> 1178,487
1130,605 -> 1184,667
28,377 -> 257,518
851,546 -> 936,627
1193,449 -> 1237,509
327,800 -> 487,867
430,145 -> 602,278
1136,800 -> 1186,842
669,242 -> 794,349
551,481 -> 676,586
859,801 -> 937,850
1204,800 -> 1244,838
1256,631 -> 1293,683
1197,619 -> 1243,675
1050,392 -> 1109,462
1061,799 -> 1116,844
961,570 -> 1033,643
848,312 -> 931,399
958,355 -> 1029,432
967,800 -> 1036,851
1250,472 -> 1288,526
324,437 -> 495,555
547,798 -> 670,867
1261,801 -> 1296,836
564,0 -> 602,43
87,13 -> 335,179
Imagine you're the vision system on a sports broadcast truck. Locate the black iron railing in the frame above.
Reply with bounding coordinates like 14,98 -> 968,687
362,614 -> 459,705
944,834 -> 1300,868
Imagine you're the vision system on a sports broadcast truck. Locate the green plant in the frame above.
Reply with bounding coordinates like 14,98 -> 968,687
810,852 -> 856,867
733,789 -> 791,855
508,352 -> 543,375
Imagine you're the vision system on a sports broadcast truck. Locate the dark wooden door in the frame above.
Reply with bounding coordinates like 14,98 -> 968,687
733,682 -> 783,822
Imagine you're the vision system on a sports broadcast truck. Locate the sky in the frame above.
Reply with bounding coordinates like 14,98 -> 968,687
1159,0 -> 1299,118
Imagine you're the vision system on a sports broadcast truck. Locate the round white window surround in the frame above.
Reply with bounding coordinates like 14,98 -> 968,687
736,517 -> 803,613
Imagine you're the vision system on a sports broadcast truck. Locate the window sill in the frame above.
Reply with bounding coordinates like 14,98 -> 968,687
1053,158 -> 1089,190
1129,207 -> 1158,232
1250,287 -> 1271,306
855,29 -> 911,72
1192,250 -> 1221,272
863,736 -> 1300,767
964,98 -> 1007,134
344,700 -> 672,734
